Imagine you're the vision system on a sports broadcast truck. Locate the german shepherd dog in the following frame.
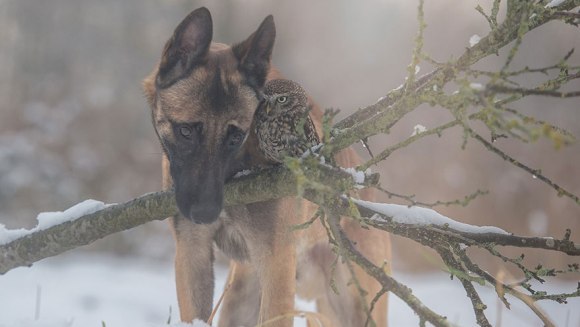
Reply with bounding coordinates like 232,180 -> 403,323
143,7 -> 391,327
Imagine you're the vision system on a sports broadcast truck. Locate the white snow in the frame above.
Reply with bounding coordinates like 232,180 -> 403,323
309,143 -> 324,154
469,82 -> 484,90
411,124 -> 427,137
300,143 -> 324,160
0,254 -> 314,327
414,65 -> 421,75
354,199 -> 509,235
164,321 -> 209,327
546,0 -> 565,8
0,254 -> 578,327
3,320 -> 207,327
0,200 -> 110,245
469,34 -> 481,47
233,169 -> 253,178
341,167 -> 366,184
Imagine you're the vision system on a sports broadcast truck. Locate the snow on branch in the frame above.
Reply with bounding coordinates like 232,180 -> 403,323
283,165 -> 579,327
324,195 -> 580,327
0,191 -> 176,275
354,199 -> 508,235
0,162 -> 377,274
0,200 -> 111,246
349,198 -> 580,256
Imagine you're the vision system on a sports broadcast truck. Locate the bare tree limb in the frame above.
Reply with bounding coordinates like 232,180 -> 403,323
0,163 -> 378,274
329,0 -> 580,155
465,127 -> 580,204
323,205 -> 451,327
487,84 -> 580,98
0,191 -> 175,275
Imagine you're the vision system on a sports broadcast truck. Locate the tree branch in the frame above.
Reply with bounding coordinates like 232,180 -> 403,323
0,163 -> 377,274
487,84 -> 580,98
466,127 -> 580,204
0,191 -> 175,275
323,206 -> 451,327
329,0 -> 580,155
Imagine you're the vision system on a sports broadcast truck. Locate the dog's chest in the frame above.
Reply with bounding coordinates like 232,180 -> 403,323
213,210 -> 251,262
212,204 -> 276,262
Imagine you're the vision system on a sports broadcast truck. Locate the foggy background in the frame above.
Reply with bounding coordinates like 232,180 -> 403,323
0,0 -> 578,274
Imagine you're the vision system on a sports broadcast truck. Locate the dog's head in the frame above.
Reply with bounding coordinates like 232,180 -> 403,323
143,7 -> 275,224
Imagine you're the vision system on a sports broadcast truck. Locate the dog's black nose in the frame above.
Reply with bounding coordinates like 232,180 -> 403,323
188,204 -> 221,224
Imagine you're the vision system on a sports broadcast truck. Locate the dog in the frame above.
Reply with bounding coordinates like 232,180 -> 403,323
143,7 -> 391,326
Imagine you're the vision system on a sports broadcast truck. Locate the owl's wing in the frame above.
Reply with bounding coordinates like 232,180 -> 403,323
286,114 -> 320,158
303,112 -> 320,147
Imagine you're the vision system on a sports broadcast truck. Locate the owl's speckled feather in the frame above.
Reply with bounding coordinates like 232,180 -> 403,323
255,79 -> 320,163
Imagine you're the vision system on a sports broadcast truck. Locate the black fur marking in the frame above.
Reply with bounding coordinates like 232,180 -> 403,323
206,67 -> 228,111
203,65 -> 244,113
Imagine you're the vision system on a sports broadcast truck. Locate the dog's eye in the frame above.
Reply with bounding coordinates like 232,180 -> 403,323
229,132 -> 245,147
276,96 -> 288,104
226,125 -> 246,148
179,126 -> 192,138
177,123 -> 202,140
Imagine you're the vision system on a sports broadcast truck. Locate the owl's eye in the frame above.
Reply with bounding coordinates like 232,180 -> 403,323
276,96 -> 288,104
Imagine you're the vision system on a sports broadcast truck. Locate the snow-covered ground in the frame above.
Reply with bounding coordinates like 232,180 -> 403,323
0,254 -> 578,327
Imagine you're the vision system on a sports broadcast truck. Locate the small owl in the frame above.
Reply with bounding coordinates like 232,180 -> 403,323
254,79 -> 320,163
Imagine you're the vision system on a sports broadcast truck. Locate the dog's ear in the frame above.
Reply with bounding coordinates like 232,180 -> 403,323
233,15 -> 276,88
156,7 -> 213,88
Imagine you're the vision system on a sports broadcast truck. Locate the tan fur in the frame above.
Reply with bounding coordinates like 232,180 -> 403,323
144,11 -> 391,327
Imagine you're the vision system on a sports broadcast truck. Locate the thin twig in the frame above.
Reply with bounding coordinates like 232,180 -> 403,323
465,127 -> 580,204
358,120 -> 461,170
323,206 -> 451,327
404,0 -> 426,94
208,263 -> 238,325
376,185 -> 488,208
456,250 -> 556,327
439,246 -> 491,327
488,84 -> 580,98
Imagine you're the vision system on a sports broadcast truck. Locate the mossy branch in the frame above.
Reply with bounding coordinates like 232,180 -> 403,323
328,195 -> 579,327
323,206 -> 451,327
0,162 -> 377,275
329,0 -> 580,155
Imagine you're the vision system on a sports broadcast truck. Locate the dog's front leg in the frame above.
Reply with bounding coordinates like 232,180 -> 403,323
245,200 -> 297,327
257,238 -> 296,326
218,261 -> 261,327
171,216 -> 216,323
